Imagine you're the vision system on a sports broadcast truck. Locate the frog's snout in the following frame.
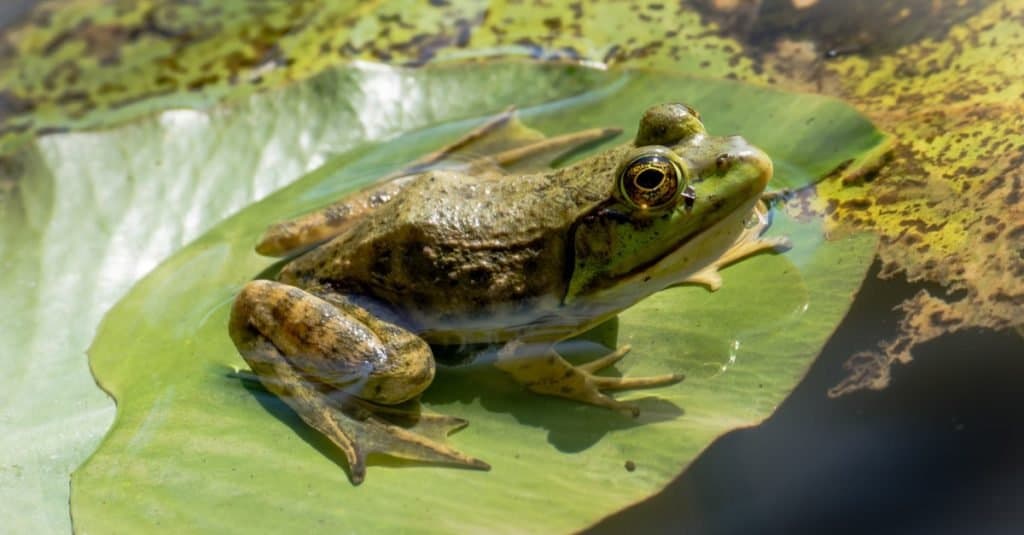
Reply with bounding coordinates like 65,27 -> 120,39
724,136 -> 773,192
745,147 -> 773,191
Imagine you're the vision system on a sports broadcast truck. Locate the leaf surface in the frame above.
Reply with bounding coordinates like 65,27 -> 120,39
67,63 -> 882,533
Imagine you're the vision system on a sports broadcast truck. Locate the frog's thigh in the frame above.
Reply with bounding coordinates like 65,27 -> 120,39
230,281 -> 488,484
494,342 -> 684,416
230,279 -> 434,405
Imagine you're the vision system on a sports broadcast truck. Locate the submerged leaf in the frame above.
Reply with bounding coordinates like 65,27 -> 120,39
0,0 -> 762,155
753,2 -> 1024,393
0,0 -> 487,153
69,63 -> 881,533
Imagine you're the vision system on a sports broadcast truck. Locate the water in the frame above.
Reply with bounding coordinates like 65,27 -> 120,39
592,262 -> 1024,534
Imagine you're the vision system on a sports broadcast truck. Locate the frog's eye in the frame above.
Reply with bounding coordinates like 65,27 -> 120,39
619,154 -> 683,211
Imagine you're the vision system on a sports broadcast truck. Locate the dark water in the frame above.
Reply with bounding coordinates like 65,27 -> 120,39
0,0 -> 35,30
692,0 -> 989,58
591,262 -> 1023,535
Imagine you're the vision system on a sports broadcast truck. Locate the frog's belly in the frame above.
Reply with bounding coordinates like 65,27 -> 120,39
405,295 -> 615,346
409,194 -> 763,346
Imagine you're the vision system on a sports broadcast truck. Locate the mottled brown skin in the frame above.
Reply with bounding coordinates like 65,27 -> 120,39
277,150 -> 627,341
228,103 -> 781,483
231,280 -> 435,405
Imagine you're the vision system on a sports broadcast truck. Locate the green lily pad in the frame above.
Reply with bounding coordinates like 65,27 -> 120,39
67,62 -> 881,532
0,61 -> 609,534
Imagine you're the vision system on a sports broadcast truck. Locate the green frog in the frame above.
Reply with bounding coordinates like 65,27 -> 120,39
229,103 -> 787,484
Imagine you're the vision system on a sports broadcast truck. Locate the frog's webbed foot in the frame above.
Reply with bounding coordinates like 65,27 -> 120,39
760,188 -> 794,205
238,336 -> 489,485
230,280 -> 489,484
681,200 -> 792,291
495,341 -> 684,417
683,235 -> 792,291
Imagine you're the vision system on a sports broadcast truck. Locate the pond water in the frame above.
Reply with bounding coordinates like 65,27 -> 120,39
592,263 -> 1023,533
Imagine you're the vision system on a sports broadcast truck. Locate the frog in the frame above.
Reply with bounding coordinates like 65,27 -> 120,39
228,103 -> 789,484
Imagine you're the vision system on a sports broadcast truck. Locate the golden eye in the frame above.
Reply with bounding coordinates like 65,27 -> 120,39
619,154 -> 682,210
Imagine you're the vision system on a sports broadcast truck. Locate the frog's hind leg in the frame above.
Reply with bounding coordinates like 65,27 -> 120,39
486,125 -> 623,173
495,341 -> 684,417
421,106 -> 621,175
230,280 -> 489,484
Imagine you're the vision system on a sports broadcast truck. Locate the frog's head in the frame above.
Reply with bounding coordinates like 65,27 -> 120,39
565,103 -> 772,307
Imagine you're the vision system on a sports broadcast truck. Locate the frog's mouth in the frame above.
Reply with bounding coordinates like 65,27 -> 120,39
568,192 -> 763,311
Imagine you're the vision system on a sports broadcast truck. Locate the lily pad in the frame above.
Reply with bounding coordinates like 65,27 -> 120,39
71,62 -> 881,533
0,61 -> 610,533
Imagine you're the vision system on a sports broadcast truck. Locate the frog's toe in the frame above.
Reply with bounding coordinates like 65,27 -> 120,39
760,188 -> 794,204
564,385 -> 641,417
300,392 -> 490,483
589,371 -> 685,391
496,344 -> 682,417
570,369 -> 682,418
350,411 -> 491,476
579,345 -> 684,390
237,336 -> 488,485
577,344 -> 632,373
292,392 -> 490,485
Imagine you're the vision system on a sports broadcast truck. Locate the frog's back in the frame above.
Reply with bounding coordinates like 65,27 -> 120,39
279,161 -> 617,337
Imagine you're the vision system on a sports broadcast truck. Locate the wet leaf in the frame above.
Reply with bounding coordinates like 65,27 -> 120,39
0,0 -> 759,155
752,2 -> 1024,394
0,0 -> 462,152
68,63 -> 881,533
0,61 -> 608,534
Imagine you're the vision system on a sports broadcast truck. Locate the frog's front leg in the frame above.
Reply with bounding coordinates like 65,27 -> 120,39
229,280 -> 489,484
494,340 -> 684,417
681,200 -> 792,291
